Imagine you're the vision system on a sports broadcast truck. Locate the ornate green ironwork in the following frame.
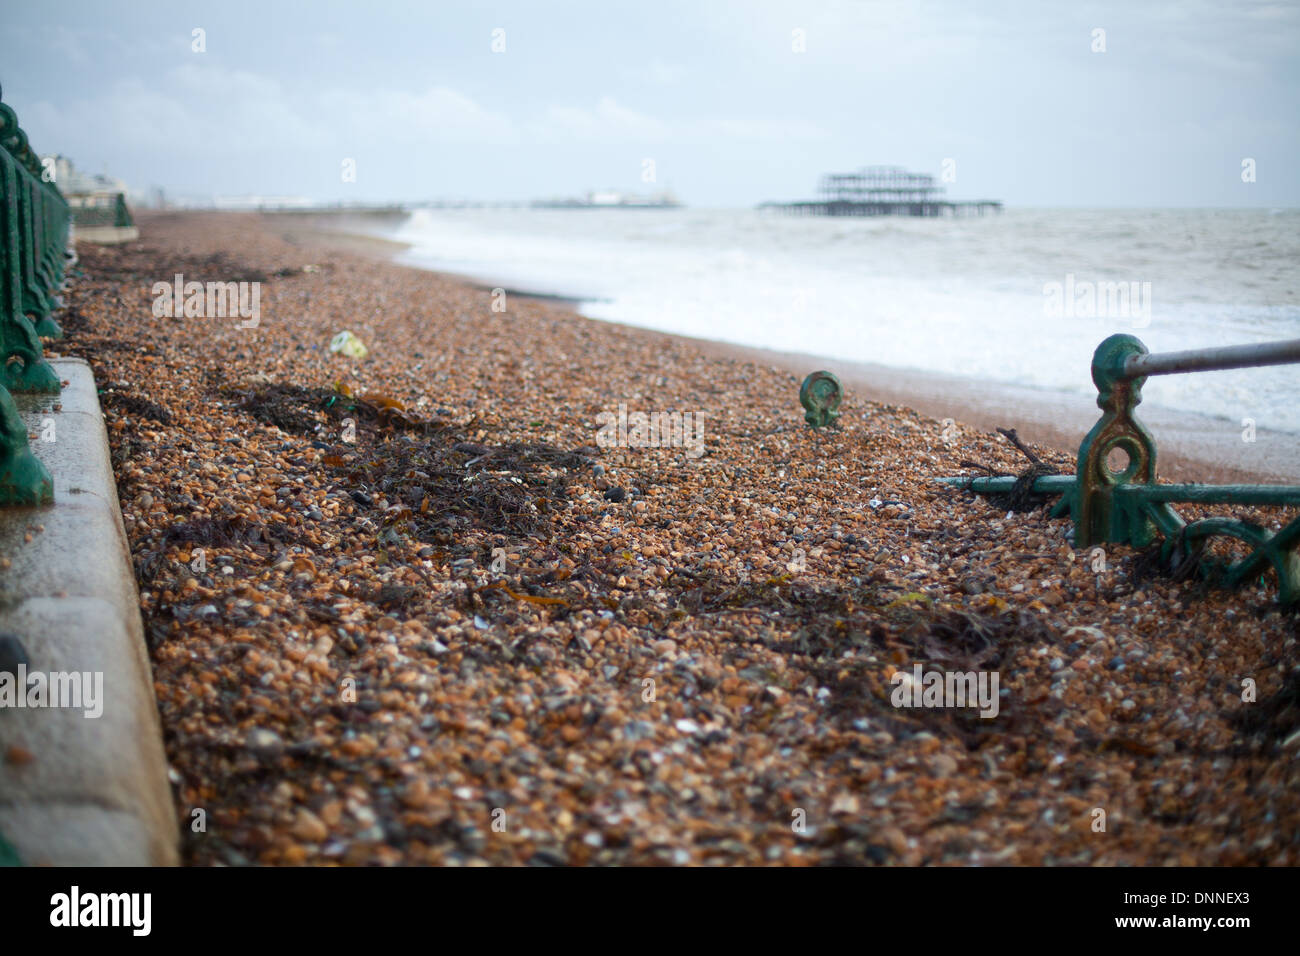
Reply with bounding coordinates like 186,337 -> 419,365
0,381 -> 52,505
0,83 -> 68,393
70,192 -> 134,232
0,84 -> 63,508
941,334 -> 1300,605
1063,333 -> 1160,548
800,370 -> 842,428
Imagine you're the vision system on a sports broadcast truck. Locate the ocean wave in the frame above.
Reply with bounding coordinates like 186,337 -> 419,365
386,206 -> 1300,431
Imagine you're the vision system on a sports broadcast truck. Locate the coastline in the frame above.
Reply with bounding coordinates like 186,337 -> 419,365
271,212 -> 1298,485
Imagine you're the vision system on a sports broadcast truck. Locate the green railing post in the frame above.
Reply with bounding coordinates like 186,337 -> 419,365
0,93 -> 62,392
0,84 -> 59,507
35,173 -> 67,338
0,382 -> 52,506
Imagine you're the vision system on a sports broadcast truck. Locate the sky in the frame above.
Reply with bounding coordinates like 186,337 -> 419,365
1,0 -> 1297,207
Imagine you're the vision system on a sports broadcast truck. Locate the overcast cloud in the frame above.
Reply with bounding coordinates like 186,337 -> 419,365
1,0 -> 1296,206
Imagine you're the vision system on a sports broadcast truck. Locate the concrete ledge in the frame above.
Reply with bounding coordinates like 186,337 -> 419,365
0,358 -> 178,866
0,805 -> 160,867
73,226 -> 139,245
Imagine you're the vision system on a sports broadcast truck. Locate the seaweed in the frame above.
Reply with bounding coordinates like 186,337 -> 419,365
135,512 -> 306,585
328,432 -> 596,543
222,383 -> 334,437
1228,668 -> 1300,749
100,387 -> 175,425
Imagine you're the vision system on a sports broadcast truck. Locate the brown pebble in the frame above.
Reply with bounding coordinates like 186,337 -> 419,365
290,809 -> 329,843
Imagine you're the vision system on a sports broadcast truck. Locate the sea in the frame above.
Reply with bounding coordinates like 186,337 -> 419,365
379,207 -> 1300,434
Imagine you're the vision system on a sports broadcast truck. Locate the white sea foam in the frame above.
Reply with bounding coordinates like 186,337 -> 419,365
386,207 -> 1300,433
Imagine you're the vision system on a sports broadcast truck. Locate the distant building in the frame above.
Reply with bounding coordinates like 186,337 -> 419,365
41,154 -> 138,243
43,154 -> 127,202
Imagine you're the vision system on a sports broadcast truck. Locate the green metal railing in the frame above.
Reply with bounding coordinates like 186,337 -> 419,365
71,192 -> 134,229
0,83 -> 68,506
942,333 -> 1300,605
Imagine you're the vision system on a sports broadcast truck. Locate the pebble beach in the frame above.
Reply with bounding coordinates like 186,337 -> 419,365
47,210 -> 1300,866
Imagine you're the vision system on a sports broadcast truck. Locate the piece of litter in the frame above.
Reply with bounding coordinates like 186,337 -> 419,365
330,330 -> 369,358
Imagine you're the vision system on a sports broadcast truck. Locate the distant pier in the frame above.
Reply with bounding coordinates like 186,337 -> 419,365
760,165 -> 1002,217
